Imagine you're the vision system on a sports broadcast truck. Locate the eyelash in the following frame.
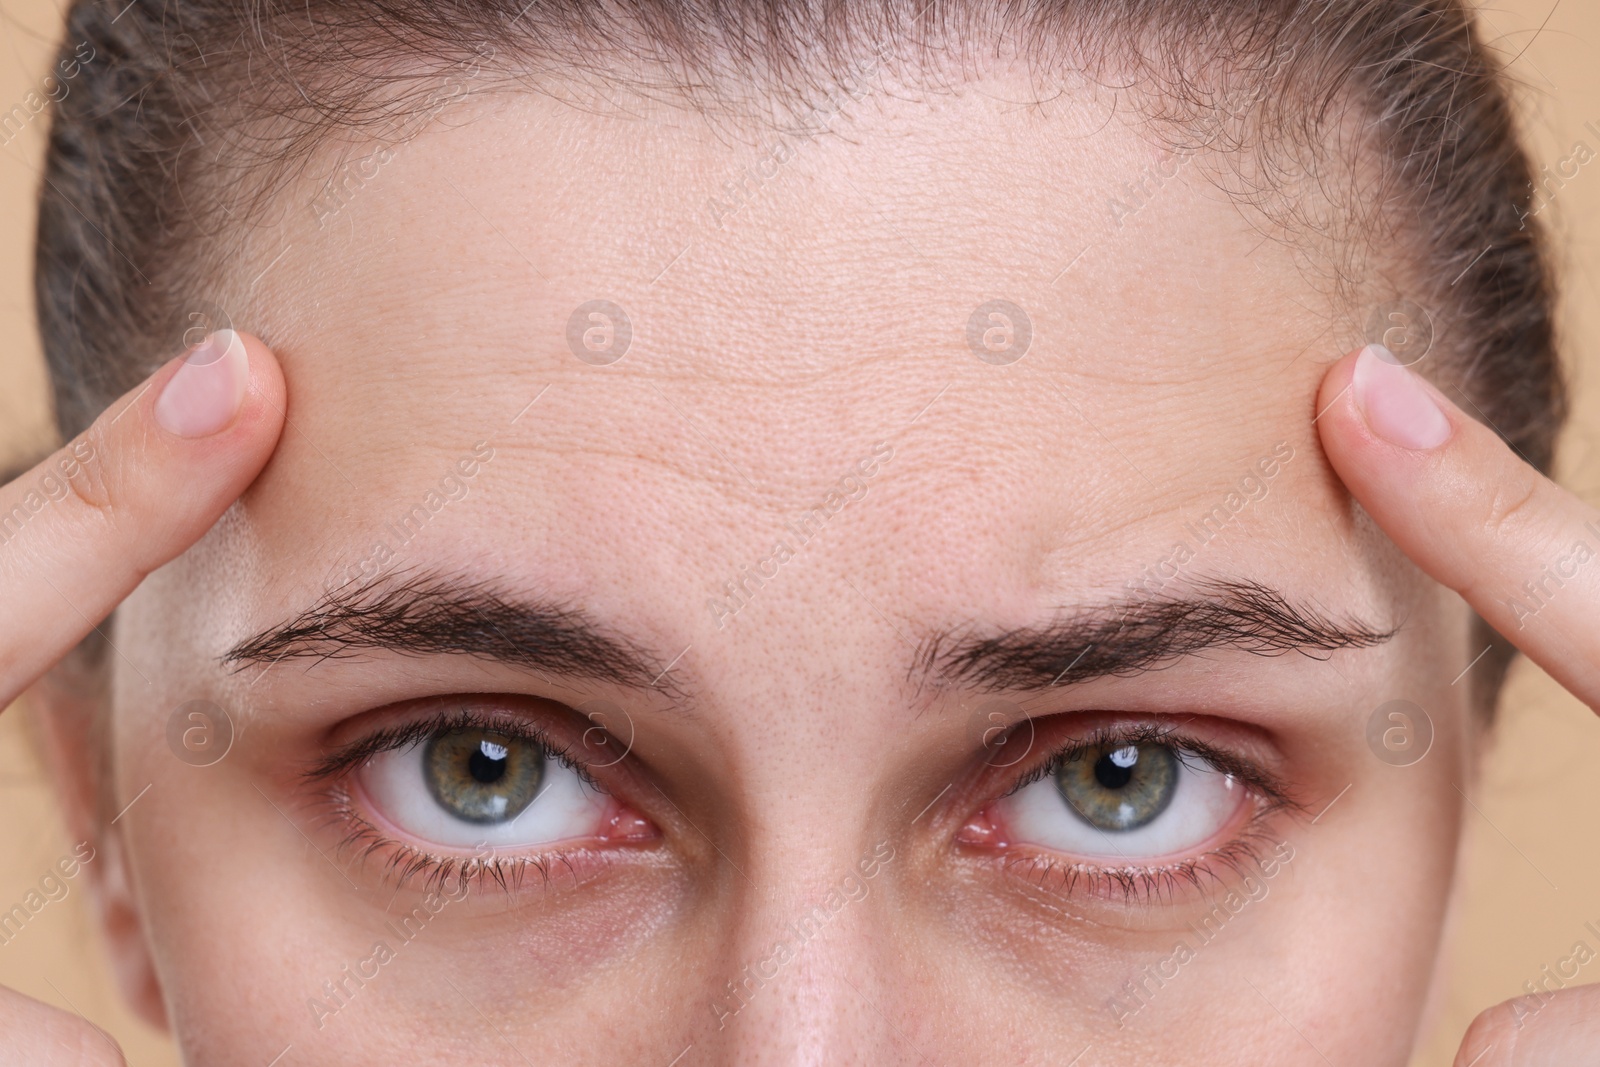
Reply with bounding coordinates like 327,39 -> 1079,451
982,720 -> 1305,905
303,708 -> 614,897
303,708 -> 1301,905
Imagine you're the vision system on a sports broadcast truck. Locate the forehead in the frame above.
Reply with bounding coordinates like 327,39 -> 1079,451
196,72 -> 1389,662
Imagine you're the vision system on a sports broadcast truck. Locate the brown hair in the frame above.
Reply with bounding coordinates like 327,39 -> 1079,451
34,0 -> 1563,711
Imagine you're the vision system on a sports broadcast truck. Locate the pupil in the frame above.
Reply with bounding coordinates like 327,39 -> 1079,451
1094,750 -> 1135,790
468,744 -> 508,784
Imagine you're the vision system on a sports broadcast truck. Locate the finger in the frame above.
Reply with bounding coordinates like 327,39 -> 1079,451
1455,982 -> 1600,1066
1316,344 -> 1600,708
0,330 -> 286,707
0,983 -> 126,1065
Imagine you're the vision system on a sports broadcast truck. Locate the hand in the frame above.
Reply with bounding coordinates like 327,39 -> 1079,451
1316,344 -> 1600,1065
0,330 -> 284,1064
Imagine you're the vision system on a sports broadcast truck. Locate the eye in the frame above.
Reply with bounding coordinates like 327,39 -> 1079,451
998,739 -> 1247,860
359,725 -> 612,849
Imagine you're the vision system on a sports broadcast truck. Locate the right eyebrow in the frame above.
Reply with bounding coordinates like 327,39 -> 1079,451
916,577 -> 1398,692
222,572 -> 672,692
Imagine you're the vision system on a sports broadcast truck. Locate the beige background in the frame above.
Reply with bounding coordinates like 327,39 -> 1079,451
1,2 -> 1598,1064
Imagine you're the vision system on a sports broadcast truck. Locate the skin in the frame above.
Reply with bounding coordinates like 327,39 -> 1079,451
0,63 -> 1592,1065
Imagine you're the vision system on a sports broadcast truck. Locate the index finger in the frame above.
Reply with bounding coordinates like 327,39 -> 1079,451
1315,344 -> 1600,707
0,330 -> 286,708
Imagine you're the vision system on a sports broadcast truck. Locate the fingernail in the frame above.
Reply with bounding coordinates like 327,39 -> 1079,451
1352,344 -> 1452,451
154,330 -> 248,438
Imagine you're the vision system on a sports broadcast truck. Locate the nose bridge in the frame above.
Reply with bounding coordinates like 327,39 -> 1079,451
707,844 -> 915,1067
686,639 -> 922,1065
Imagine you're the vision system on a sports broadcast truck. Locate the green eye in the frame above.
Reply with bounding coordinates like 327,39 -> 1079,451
423,728 -> 545,825
1055,742 -> 1178,832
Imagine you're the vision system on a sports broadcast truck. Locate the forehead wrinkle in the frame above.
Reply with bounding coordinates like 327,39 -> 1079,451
206,67 -> 1393,635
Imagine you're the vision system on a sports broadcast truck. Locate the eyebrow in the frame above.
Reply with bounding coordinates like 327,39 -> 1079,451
916,578 -> 1397,691
223,574 -> 1391,698
222,573 -> 670,691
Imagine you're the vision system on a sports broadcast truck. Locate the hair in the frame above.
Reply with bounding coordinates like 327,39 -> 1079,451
33,0 -> 1563,714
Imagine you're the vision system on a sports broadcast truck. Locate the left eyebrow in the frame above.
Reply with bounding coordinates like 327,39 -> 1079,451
916,577 -> 1396,691
222,572 -> 671,692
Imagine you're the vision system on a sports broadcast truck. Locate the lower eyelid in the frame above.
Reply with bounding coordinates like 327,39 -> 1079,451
991,834 -> 1283,907
965,795 -> 1293,910
315,781 -> 648,896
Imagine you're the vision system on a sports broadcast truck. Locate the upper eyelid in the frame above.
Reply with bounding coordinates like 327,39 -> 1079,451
995,719 -> 1306,815
303,706 -> 593,785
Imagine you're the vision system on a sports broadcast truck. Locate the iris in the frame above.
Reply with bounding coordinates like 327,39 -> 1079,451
1056,742 -> 1178,832
423,728 -> 545,824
